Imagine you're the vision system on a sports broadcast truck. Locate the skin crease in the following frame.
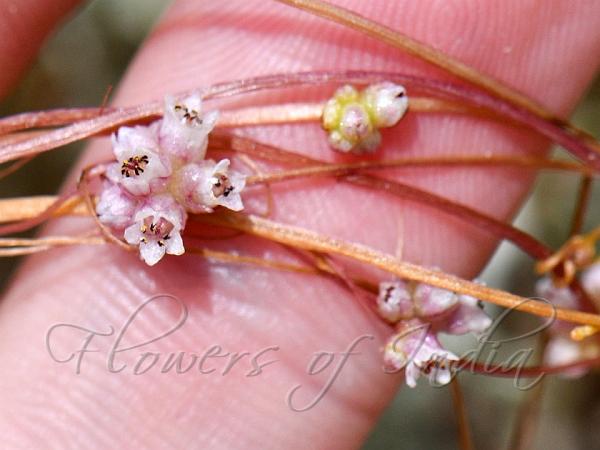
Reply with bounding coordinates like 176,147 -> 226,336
1,0 -> 600,448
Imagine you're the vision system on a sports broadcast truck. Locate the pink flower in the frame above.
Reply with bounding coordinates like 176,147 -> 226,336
171,159 -> 246,213
581,262 -> 600,302
444,294 -> 492,335
413,283 -> 458,317
535,277 -> 579,335
376,279 -> 492,335
123,195 -> 186,266
159,93 -> 219,162
362,82 -> 409,128
110,125 -> 171,196
384,319 -> 459,387
535,276 -> 599,377
536,277 -> 578,310
96,183 -> 138,230
544,336 -> 590,378
377,280 -> 413,322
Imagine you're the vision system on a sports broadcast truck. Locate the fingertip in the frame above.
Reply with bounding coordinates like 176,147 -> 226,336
0,0 -> 81,98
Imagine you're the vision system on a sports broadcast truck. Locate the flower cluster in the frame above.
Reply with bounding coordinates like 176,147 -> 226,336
377,279 -> 492,387
321,82 -> 408,153
536,268 -> 600,377
96,93 -> 246,265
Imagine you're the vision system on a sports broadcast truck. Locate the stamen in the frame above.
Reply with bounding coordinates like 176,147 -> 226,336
121,154 -> 149,178
383,285 -> 395,303
212,173 -> 233,197
174,103 -> 203,125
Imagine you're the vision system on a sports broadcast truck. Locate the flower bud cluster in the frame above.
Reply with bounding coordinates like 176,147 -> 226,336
322,82 -> 408,154
377,278 -> 491,387
96,93 -> 246,265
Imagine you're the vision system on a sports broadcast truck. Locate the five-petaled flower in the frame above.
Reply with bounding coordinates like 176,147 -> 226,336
108,125 -> 171,196
123,196 -> 186,266
159,93 -> 219,162
384,319 -> 459,388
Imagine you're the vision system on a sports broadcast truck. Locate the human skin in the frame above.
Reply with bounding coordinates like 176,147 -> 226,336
1,1 -> 600,448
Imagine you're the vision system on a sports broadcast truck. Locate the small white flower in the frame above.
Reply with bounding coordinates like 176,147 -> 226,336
376,280 -> 414,322
535,277 -> 578,310
96,183 -> 138,230
112,125 -> 171,196
159,93 -> 219,162
544,336 -> 586,378
376,279 -> 492,335
535,276 -> 600,377
384,319 -> 459,388
363,82 -> 409,128
413,283 -> 458,317
200,159 -> 246,211
581,263 -> 600,303
445,294 -> 492,335
173,159 -> 246,213
123,196 -> 186,266
535,277 -> 580,336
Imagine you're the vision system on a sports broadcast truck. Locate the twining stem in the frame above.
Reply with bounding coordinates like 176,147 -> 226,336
0,97 -> 476,136
223,133 -> 596,315
0,235 -> 105,256
570,175 -> 593,236
466,354 -> 600,378
178,245 -> 600,379
188,246 -> 322,276
274,0 -> 590,141
0,195 -> 87,224
195,212 -> 600,327
0,108 -> 110,135
506,335 -> 548,450
5,194 -> 595,326
245,156 -> 592,185
1,71 -> 598,170
0,235 -> 104,248
3,149 -> 596,308
2,193 -> 599,327
219,133 -> 554,259
450,378 -> 475,450
0,156 -> 34,180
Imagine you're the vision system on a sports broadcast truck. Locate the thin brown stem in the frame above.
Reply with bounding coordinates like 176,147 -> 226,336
188,247 -> 319,275
195,212 -> 600,327
273,0 -> 577,131
0,235 -> 104,248
1,193 -> 599,326
1,71 -> 598,169
0,195 -> 87,224
450,378 -> 475,450
0,97 -> 482,138
221,133 -> 554,260
570,175 -> 593,236
237,154 -> 274,218
0,246 -> 51,256
245,156 -> 591,185
506,335 -> 548,450
77,165 -> 132,251
0,156 -> 34,180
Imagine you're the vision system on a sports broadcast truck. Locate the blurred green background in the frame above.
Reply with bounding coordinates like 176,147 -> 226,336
0,1 -> 599,449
